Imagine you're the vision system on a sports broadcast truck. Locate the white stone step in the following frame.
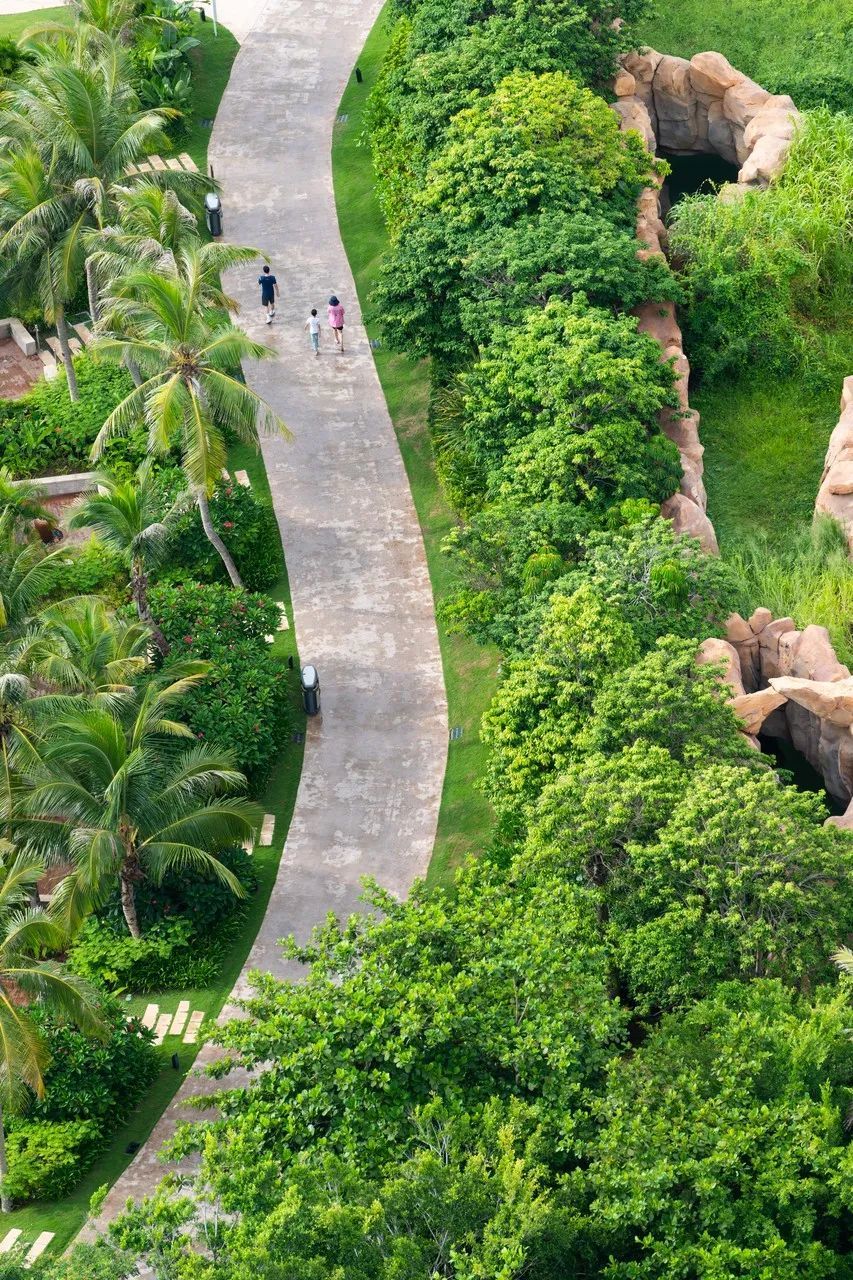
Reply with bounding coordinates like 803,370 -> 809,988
169,1000 -> 190,1037
68,337 -> 82,354
73,322 -> 93,346
25,1232 -> 54,1263
277,603 -> 289,631
0,1229 -> 22,1254
136,161 -> 153,174
45,336 -> 65,361
148,154 -> 167,172
183,1010 -> 205,1044
141,1002 -> 159,1030
259,813 -> 275,846
221,467 -> 230,481
234,469 -> 251,487
153,1013 -> 172,1045
166,157 -> 184,172
178,152 -> 198,173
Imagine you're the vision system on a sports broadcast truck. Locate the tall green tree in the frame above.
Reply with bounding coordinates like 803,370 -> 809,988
70,461 -> 183,654
12,599 -> 152,696
15,664 -> 259,938
93,263 -> 289,587
0,841 -> 104,1212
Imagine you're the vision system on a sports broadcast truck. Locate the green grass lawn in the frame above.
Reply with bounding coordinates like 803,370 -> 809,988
332,5 -> 499,889
698,371 -> 843,554
184,13 -> 240,173
0,6 -> 67,40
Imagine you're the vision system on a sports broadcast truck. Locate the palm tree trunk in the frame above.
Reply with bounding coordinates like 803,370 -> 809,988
0,1098 -> 10,1213
131,558 -> 169,657
55,306 -> 79,403
85,257 -> 100,324
196,487 -> 243,588
120,868 -> 141,940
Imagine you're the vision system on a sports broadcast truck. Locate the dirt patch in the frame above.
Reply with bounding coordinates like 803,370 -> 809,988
0,337 -> 42,399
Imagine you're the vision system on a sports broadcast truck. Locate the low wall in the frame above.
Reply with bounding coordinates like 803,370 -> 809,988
611,48 -> 801,555
13,471 -> 96,498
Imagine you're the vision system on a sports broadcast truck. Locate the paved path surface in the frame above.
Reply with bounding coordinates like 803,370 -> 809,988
81,0 -> 447,1235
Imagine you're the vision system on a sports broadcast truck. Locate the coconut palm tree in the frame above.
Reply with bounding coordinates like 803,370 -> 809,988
0,840 -> 104,1212
15,664 -> 260,939
11,599 -> 152,697
69,462 -> 183,655
0,510 -> 66,643
0,40 -> 199,364
93,263 -> 290,586
23,0 -> 137,45
0,470 -> 51,537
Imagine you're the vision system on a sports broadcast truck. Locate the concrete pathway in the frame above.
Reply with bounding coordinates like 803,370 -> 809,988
80,0 -> 447,1236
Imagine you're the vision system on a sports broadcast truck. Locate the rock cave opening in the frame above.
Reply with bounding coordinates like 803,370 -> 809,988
660,150 -> 740,211
758,734 -> 848,816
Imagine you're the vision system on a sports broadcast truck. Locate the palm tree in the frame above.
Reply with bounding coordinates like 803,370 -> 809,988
0,840 -> 104,1212
15,664 -> 260,939
0,41 -> 199,371
69,462 -> 183,655
11,599 -> 152,697
0,469 -> 50,536
0,510 -> 65,643
93,262 -> 290,586
24,0 -> 137,44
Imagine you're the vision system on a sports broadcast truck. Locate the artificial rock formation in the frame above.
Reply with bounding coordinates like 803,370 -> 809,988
614,49 -> 801,187
815,377 -> 853,553
723,609 -> 853,824
611,49 -> 801,557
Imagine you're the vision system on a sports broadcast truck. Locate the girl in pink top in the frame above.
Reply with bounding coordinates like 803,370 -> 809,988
328,295 -> 345,352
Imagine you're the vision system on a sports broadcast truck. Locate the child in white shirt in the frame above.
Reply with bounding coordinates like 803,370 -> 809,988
305,309 -> 321,356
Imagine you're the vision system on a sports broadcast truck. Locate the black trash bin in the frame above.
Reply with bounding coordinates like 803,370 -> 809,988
301,664 -> 321,716
204,192 -> 222,237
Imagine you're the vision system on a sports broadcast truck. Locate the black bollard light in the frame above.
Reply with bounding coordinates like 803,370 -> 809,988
355,66 -> 363,83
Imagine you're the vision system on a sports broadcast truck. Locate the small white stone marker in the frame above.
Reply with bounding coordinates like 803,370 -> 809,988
169,1001 -> 191,1037
259,813 -> 275,846
264,634 -> 275,644
184,1010 -> 205,1044
141,1003 -> 159,1030
154,1013 -> 172,1045
276,603 -> 289,630
25,1232 -> 54,1264
242,836 -> 254,855
234,469 -> 251,487
221,467 -> 230,480
0,1229 -> 22,1254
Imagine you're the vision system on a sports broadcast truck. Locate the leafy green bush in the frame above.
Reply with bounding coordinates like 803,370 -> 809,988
68,915 -> 220,993
47,538 -> 128,605
4,1119 -> 101,1203
0,356 -> 140,478
163,482 -> 281,592
150,583 -> 289,785
30,1000 -> 158,1130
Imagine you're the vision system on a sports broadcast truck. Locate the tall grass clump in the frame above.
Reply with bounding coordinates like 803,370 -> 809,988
728,516 -> 853,665
669,110 -> 853,383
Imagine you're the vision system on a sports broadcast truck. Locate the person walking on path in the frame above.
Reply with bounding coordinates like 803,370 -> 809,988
259,265 -> 279,323
328,295 -> 345,352
305,308 -> 321,356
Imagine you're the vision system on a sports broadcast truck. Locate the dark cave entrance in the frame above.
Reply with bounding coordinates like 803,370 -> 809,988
759,733 -> 848,816
660,150 -> 740,212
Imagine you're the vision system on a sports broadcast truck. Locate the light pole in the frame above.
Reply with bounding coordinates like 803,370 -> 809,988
211,0 -> 218,36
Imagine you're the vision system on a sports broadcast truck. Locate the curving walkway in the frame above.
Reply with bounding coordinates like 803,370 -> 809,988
81,0 -> 447,1232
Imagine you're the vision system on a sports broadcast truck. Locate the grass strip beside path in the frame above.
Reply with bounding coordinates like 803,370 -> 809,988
332,6 -> 499,889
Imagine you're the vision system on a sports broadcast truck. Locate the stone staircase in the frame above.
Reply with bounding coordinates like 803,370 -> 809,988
0,1228 -> 54,1264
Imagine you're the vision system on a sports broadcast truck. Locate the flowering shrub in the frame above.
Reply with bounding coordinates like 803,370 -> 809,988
163,482 -> 282,591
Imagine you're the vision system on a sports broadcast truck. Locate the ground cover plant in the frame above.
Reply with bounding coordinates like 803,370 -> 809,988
50,2 -> 853,1277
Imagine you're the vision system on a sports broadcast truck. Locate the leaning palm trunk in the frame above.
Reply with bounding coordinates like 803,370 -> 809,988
54,305 -> 79,402
130,556 -> 169,656
0,1098 -> 9,1213
85,256 -> 100,324
196,487 -> 243,588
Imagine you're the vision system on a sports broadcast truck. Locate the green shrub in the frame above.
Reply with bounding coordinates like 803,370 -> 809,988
97,845 -> 258,941
163,482 -> 281,591
4,1119 -> 101,1204
0,357 -> 139,479
68,915 -> 220,993
30,999 -> 158,1131
47,538 -> 128,605
150,583 -> 289,785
